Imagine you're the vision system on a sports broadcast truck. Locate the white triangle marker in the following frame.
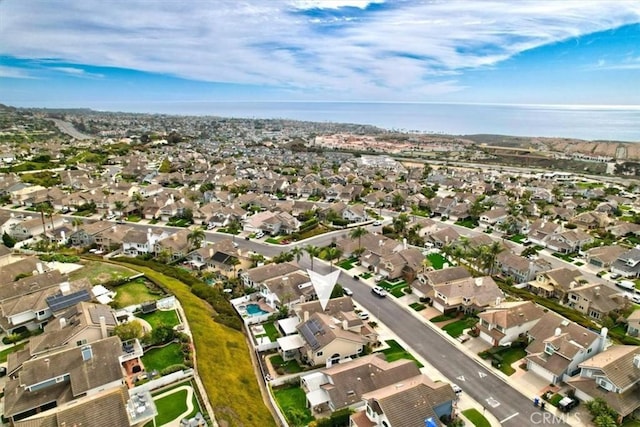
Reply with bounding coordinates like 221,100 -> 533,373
308,269 -> 340,311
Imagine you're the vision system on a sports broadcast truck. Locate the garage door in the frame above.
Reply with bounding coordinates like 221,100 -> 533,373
527,360 -> 556,384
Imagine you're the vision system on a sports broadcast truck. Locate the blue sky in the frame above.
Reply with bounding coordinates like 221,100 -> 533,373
1,0 -> 640,110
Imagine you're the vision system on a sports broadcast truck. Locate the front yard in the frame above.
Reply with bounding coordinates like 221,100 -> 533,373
426,253 -> 448,270
376,339 -> 423,368
378,279 -> 409,298
441,317 -> 478,338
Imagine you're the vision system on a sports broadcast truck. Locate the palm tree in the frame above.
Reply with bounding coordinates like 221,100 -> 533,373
482,241 -> 504,275
393,213 -> 409,235
71,217 -> 83,232
35,202 -> 49,236
304,244 -> 320,271
440,244 -> 455,265
349,226 -> 368,256
291,246 -> 304,263
130,192 -> 144,217
187,227 -> 206,250
326,247 -> 342,271
114,200 -> 126,219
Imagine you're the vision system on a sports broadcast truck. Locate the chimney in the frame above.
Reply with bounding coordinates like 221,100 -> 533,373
474,278 -> 483,287
59,281 -> 71,295
402,238 -> 407,250
59,317 -> 67,328
595,286 -> 600,296
554,327 -> 562,337
342,319 -> 349,330
36,262 -> 44,274
303,311 -> 309,322
99,316 -> 108,339
633,354 -> 640,369
599,327 -> 608,352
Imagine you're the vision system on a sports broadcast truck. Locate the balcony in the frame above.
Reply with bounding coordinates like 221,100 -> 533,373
119,339 -> 143,363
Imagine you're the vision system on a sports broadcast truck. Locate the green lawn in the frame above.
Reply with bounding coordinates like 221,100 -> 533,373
378,279 -> 408,298
0,342 -> 27,363
337,258 -> 358,270
377,339 -> 423,368
430,312 -> 458,322
552,252 -> 575,262
69,261 -> 137,285
409,302 -> 426,311
462,408 -> 491,427
270,354 -> 303,374
495,346 -> 527,375
111,278 -> 164,309
427,253 -> 447,270
455,218 -> 478,229
360,272 -> 373,279
442,317 -> 478,338
508,234 -> 527,244
139,309 -> 180,329
153,388 -> 189,426
142,343 -> 184,372
548,393 -> 564,407
263,322 -> 280,342
273,385 -> 314,427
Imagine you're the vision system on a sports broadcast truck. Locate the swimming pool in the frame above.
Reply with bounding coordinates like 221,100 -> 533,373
246,303 -> 269,316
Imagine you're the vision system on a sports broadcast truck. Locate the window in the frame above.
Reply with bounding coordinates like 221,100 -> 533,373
316,351 -> 323,357
76,339 -> 87,346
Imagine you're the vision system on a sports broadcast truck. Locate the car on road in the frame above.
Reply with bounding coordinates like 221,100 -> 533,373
451,383 -> 462,395
372,220 -> 382,226
372,286 -> 387,297
342,287 -> 353,296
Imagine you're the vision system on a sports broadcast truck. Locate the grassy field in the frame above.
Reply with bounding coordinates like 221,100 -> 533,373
462,408 -> 491,427
153,388 -> 189,425
142,343 -> 184,372
111,278 -> 164,309
68,260 -> 137,284
139,309 -> 180,329
114,262 -> 275,427
272,384 -> 314,427
377,339 -> 423,368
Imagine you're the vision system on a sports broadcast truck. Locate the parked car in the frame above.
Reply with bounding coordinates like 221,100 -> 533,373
342,287 -> 353,296
451,383 -> 462,395
617,280 -> 636,291
558,397 -> 578,413
372,286 -> 387,297
373,220 -> 382,226
357,311 -> 370,320
255,231 -> 265,239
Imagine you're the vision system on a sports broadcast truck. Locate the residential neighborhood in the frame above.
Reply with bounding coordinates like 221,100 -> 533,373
0,106 -> 639,427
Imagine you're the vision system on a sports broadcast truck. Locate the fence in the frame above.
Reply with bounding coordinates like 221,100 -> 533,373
130,368 -> 195,394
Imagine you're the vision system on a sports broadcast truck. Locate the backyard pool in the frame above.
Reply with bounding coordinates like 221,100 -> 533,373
246,303 -> 269,316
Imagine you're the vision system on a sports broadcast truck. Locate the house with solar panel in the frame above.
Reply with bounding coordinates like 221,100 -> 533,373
296,311 -> 375,367
0,270 -> 92,335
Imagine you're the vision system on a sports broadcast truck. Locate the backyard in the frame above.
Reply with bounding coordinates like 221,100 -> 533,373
426,252 -> 448,270
69,260 -> 137,284
273,384 -> 314,427
110,277 -> 165,309
139,309 -> 180,330
144,381 -> 203,427
269,354 -> 303,375
141,342 -> 184,372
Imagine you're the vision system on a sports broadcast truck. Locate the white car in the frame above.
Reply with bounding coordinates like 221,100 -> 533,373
357,311 -> 370,320
342,287 -> 353,296
372,220 -> 382,226
451,383 -> 462,395
372,286 -> 387,297
255,231 -> 265,239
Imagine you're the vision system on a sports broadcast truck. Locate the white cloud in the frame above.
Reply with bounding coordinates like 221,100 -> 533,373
1,0 -> 639,99
0,65 -> 38,79
50,67 -> 104,79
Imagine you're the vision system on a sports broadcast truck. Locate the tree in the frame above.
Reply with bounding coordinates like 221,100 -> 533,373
35,202 -> 51,236
114,320 -> 144,341
305,245 -> 320,271
392,192 -> 405,209
114,200 -> 126,219
71,217 -> 83,231
349,226 -> 368,255
393,213 -> 409,235
130,192 -> 144,217
290,246 -> 304,263
326,247 -> 342,271
2,232 -> 16,248
187,227 -> 206,250
482,241 -> 504,275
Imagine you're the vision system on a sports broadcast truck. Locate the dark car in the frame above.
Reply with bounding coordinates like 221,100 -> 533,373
0,366 -> 7,377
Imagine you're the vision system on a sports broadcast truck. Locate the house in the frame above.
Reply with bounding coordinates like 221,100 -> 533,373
610,248 -> 640,278
528,267 -> 585,301
567,346 -> 640,422
7,214 -> 67,241
351,375 -> 456,427
478,207 -> 508,229
585,245 -> 628,269
526,219 -> 563,247
241,262 -> 301,289
297,311 -> 373,367
7,302 -> 118,373
3,336 -> 135,424
571,211 -> 611,230
565,284 -> 625,321
430,276 -> 504,314
122,228 -> 170,256
154,229 -> 191,261
243,210 -> 300,235
477,301 -> 546,347
626,310 -> 640,337
525,311 -> 606,384
377,247 -> 425,281
496,251 -> 551,284
428,227 -> 460,248
300,354 -> 421,414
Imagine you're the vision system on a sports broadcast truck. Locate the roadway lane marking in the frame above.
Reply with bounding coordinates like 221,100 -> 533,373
500,412 -> 519,423
478,371 -> 487,378
456,375 -> 466,382
486,397 -> 500,408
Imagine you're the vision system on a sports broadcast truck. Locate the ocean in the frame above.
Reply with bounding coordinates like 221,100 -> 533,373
135,101 -> 640,142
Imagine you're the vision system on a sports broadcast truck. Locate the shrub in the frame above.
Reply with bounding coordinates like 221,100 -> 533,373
160,364 -> 188,376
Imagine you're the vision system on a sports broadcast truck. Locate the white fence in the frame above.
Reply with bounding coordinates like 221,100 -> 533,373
130,368 -> 195,394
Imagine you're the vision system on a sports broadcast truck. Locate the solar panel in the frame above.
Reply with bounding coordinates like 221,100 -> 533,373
46,289 -> 91,312
299,318 -> 324,350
